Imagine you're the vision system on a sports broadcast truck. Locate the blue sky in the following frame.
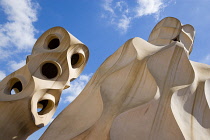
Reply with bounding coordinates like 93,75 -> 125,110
0,0 -> 210,139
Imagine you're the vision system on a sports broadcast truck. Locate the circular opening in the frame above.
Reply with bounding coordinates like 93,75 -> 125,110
48,38 -> 60,49
41,63 -> 58,79
71,54 -> 79,65
10,80 -> 23,95
37,99 -> 54,115
71,53 -> 85,68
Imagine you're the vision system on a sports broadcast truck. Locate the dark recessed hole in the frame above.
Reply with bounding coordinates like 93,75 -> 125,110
37,100 -> 48,115
71,53 -> 80,66
42,63 -> 58,79
37,99 -> 54,115
172,36 -> 180,42
48,38 -> 60,49
10,81 -> 22,95
71,53 -> 85,68
70,78 -> 76,82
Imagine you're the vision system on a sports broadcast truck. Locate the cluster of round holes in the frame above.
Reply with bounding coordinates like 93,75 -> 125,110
71,53 -> 84,68
10,80 -> 23,95
41,63 -> 58,79
37,100 -> 54,115
48,38 -> 60,50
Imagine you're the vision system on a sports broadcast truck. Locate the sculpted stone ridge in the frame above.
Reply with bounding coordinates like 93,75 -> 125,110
0,27 -> 89,139
1,17 -> 210,140
41,17 -> 210,140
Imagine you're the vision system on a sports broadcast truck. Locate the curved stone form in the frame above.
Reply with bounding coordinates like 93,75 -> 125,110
40,17 -> 210,140
0,27 -> 89,139
148,17 -> 195,54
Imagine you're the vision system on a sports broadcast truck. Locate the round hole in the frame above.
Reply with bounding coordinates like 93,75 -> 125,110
48,38 -> 60,49
41,63 -> 58,79
10,81 -> 23,95
71,54 -> 79,66
37,100 -> 54,115
71,53 -> 85,68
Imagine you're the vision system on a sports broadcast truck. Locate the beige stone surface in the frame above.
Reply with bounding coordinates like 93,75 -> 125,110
40,17 -> 210,140
0,27 -> 89,139
0,17 -> 208,140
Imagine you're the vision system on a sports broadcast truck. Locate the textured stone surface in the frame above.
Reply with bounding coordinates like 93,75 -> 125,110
41,17 -> 210,140
0,27 -> 89,139
1,17 -> 210,140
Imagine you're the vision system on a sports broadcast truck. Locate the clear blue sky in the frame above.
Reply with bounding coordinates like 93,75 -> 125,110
0,0 -> 210,139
